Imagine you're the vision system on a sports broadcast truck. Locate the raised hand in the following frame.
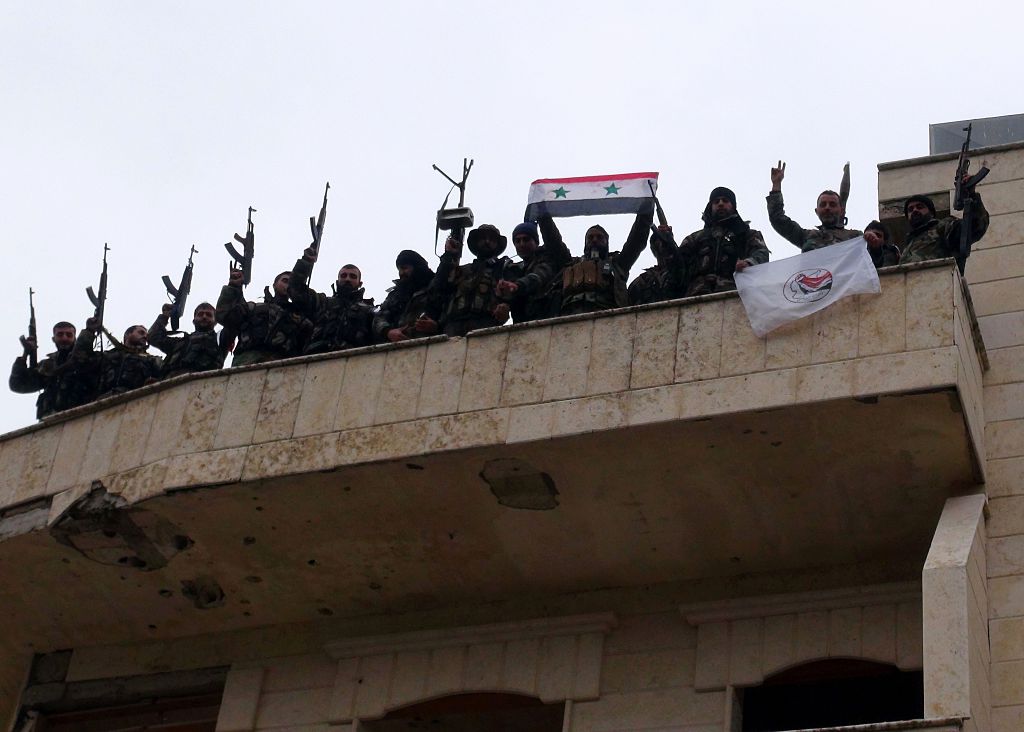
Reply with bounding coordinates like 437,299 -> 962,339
771,160 -> 786,191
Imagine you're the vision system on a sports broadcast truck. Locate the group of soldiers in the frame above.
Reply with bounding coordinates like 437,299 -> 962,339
10,162 -> 989,422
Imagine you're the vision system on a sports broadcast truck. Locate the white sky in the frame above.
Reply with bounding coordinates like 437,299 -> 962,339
1,0 -> 1020,434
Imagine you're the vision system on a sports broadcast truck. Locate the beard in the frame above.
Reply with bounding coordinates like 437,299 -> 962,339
909,211 -> 929,228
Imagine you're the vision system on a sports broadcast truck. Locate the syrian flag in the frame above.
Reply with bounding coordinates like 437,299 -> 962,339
525,172 -> 658,220
734,236 -> 880,337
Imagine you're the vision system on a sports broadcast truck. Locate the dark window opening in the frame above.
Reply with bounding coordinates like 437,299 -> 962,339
362,692 -> 565,731
741,659 -> 923,732
33,693 -> 222,732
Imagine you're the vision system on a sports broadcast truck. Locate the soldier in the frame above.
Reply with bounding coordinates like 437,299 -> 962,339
288,249 -> 374,354
767,161 -> 862,251
900,192 -> 989,265
373,250 -> 439,343
863,220 -> 901,268
673,187 -> 769,297
627,232 -> 678,306
216,269 -> 313,365
149,302 -> 227,379
78,320 -> 162,398
433,225 -> 511,337
541,205 -> 652,316
495,221 -> 570,323
9,321 -> 96,419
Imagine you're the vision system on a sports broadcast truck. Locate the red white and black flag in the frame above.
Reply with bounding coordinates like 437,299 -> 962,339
524,172 -> 659,220
734,236 -> 881,337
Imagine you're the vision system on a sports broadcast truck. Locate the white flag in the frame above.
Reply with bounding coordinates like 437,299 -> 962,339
734,237 -> 880,337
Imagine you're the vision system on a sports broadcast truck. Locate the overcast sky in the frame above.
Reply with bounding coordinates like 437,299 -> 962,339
1,0 -> 1020,434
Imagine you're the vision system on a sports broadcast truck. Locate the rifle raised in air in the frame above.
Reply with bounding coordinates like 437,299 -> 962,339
225,206 -> 256,285
86,243 -> 110,334
20,288 -> 37,369
432,158 -> 475,250
953,123 -> 990,274
839,162 -> 851,225
162,245 -> 197,331
307,182 -> 330,272
647,180 -> 675,254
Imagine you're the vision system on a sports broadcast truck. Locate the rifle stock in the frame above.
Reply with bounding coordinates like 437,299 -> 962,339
86,243 -> 110,333
163,245 -> 197,331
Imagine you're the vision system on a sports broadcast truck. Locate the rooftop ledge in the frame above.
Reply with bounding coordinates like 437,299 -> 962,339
0,260 -> 990,652
0,259 -> 988,512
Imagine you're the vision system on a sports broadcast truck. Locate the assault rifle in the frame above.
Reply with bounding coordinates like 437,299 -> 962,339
20,288 -> 37,369
433,158 -> 474,250
647,180 -> 674,251
953,123 -> 990,274
308,183 -> 330,270
86,243 -> 110,334
162,245 -> 197,331
225,206 -> 256,285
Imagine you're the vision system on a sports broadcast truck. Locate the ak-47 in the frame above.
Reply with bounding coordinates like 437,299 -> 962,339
225,206 -> 256,285
20,288 -> 37,369
648,180 -> 674,251
433,158 -> 475,249
953,123 -> 990,274
306,182 -> 330,274
162,245 -> 197,331
86,243 -> 110,336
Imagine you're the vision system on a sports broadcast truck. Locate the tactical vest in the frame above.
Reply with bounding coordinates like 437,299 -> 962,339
102,350 -> 161,395
162,331 -> 226,377
36,351 -> 97,418
561,257 -> 628,311
306,293 -> 374,353
447,259 -> 505,321
627,266 -> 673,306
235,301 -> 311,359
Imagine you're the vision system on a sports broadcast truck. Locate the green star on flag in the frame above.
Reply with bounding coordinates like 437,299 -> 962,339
526,172 -> 659,220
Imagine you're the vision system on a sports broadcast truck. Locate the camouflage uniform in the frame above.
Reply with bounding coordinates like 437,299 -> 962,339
900,197 -> 989,265
77,330 -> 162,398
628,232 -> 679,306
766,190 -> 862,252
675,216 -> 769,297
216,284 -> 313,366
289,257 -> 375,354
372,252 -> 438,342
434,252 -> 511,336
9,347 -> 97,419
148,313 -> 227,379
501,223 -> 570,323
542,209 -> 652,316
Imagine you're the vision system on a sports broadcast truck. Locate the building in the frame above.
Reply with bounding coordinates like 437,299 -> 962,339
0,121 -> 1021,731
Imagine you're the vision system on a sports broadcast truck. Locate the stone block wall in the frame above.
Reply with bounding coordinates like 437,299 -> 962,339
881,142 -> 1024,732
0,264 -> 984,527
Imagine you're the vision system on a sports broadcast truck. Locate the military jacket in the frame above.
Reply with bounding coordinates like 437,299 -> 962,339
627,265 -> 675,306
149,314 -> 226,379
75,330 -> 162,397
501,245 -> 569,323
9,348 -> 97,419
434,252 -> 509,328
372,280 -> 440,341
869,243 -> 902,269
676,220 -> 769,297
289,258 -> 374,355
900,199 -> 989,265
766,190 -> 862,252
216,285 -> 313,365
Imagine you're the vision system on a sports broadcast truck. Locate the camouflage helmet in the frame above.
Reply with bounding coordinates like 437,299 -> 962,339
466,224 -> 507,257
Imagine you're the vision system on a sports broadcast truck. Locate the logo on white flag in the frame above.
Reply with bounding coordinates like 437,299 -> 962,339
783,268 -> 834,303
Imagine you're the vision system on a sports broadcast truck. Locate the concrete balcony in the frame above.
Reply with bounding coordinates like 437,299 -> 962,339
0,261 -> 987,663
